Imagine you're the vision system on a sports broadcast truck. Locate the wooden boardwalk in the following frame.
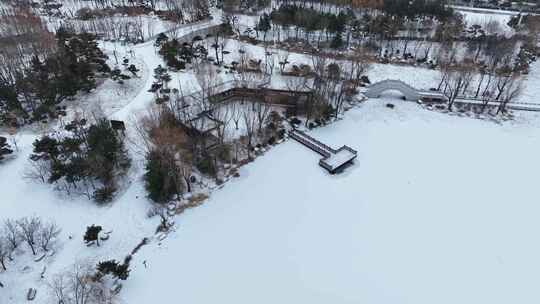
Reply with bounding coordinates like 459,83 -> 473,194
289,130 -> 357,174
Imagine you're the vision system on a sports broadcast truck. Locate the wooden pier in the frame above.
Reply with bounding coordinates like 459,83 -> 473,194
289,130 -> 357,174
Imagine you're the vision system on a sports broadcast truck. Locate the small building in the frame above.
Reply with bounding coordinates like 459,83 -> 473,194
110,120 -> 126,135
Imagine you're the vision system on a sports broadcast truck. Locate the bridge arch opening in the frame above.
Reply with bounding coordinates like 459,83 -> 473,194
377,89 -> 407,100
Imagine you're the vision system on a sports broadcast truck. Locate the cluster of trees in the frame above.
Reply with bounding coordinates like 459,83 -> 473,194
155,22 -> 232,71
137,106 -> 194,203
47,225 -> 133,304
438,42 -> 525,113
28,118 -> 130,203
156,33 -> 209,70
0,28 -> 110,126
140,100 -> 285,203
222,0 -> 271,12
280,48 -> 370,126
66,15 -> 152,43
508,14 -> 540,36
23,0 -> 210,24
381,0 -> 454,20
426,16 -> 534,114
270,4 -> 352,48
231,0 -> 458,54
0,217 -> 61,271
140,60 -> 288,203
149,65 -> 173,104
47,258 -> 130,304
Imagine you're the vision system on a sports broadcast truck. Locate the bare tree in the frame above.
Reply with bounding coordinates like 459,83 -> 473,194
485,19 -> 501,36
441,63 -> 475,111
254,102 -> 271,133
242,109 -> 257,157
213,104 -> 233,143
277,51 -> 290,74
194,63 -> 220,112
0,237 -> 8,271
286,76 -> 312,126
496,76 -> 523,114
17,216 -> 42,255
39,221 -> 61,252
348,47 -> 371,86
230,101 -> 243,130
48,272 -> 69,304
134,105 -> 194,194
23,156 -> 51,184
48,261 -> 113,304
235,46 -> 258,88
3,219 -> 20,258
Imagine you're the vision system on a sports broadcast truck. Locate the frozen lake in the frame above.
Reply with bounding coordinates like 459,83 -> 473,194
124,98 -> 540,304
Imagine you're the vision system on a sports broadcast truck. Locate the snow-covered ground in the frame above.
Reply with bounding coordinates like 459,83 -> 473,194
452,5 -> 523,16
122,95 -> 540,304
2,6 -> 540,302
459,10 -> 513,33
0,19 -> 220,304
0,132 -> 160,303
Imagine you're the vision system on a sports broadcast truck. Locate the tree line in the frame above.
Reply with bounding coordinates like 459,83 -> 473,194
0,27 -> 110,127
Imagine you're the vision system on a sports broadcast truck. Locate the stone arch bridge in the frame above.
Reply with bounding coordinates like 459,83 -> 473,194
365,79 -> 446,102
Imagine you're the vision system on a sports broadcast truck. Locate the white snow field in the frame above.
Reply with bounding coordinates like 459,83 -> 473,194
1,14 -> 540,301
122,96 -> 540,304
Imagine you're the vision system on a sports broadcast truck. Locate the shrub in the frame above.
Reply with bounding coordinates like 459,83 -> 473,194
277,129 -> 286,139
93,185 -> 116,204
196,155 -> 217,177
290,117 -> 301,125
96,259 -> 130,280
215,144 -> 231,162
84,225 -> 103,246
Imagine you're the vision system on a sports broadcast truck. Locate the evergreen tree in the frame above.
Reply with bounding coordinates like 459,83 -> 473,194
84,225 -> 102,246
30,118 -> 128,202
256,13 -> 272,42
144,149 -> 183,203
330,33 -> 344,49
3,28 -> 110,124
0,137 -> 13,161
96,259 -> 130,280
154,33 -> 169,47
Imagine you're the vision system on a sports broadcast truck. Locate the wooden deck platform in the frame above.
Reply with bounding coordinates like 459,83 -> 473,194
289,130 -> 357,174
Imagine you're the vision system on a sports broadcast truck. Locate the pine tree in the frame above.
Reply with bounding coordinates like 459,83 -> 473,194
144,149 -> 182,203
256,13 -> 272,42
84,225 -> 102,246
97,259 -> 119,275
154,33 -> 169,47
330,33 -> 344,49
96,259 -> 130,280
0,137 -> 13,162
